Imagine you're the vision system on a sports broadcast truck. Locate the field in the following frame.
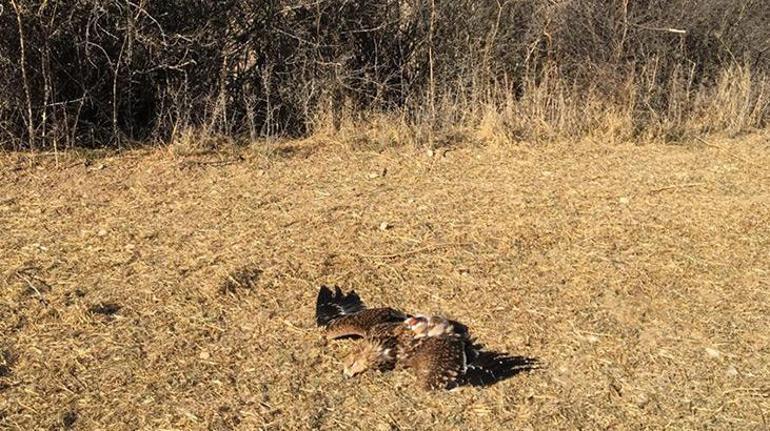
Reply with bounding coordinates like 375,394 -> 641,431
1,134 -> 769,430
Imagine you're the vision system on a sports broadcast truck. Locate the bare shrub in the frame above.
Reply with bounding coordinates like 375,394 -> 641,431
0,0 -> 768,150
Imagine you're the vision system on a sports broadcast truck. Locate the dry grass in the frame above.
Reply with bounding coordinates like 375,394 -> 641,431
307,67 -> 770,150
1,133 -> 769,430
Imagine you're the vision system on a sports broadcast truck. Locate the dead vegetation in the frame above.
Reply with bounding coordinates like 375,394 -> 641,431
2,1 -> 769,150
1,133 -> 769,429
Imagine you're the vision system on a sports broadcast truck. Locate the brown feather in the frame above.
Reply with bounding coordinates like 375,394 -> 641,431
342,321 -> 416,376
324,307 -> 406,339
403,335 -> 466,390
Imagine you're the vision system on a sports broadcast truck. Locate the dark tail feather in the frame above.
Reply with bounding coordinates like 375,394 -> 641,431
315,285 -> 365,326
463,351 -> 540,387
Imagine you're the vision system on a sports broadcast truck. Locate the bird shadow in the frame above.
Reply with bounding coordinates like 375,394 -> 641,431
462,350 -> 540,388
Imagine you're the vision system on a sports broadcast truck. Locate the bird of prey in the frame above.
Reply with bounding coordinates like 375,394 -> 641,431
315,285 -> 537,390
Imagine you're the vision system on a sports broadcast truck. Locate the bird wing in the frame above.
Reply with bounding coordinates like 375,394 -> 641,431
324,308 -> 407,339
404,335 -> 467,390
315,285 -> 365,327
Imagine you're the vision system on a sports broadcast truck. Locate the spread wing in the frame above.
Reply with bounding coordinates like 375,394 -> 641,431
404,335 -> 467,390
315,285 -> 407,339
315,285 -> 365,326
324,308 -> 406,339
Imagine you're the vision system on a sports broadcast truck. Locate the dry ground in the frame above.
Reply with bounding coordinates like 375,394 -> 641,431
1,134 -> 769,430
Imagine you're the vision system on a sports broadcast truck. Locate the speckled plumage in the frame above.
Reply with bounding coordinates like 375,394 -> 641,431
405,314 -> 537,389
315,285 -> 407,339
315,286 -> 535,389
316,285 -> 415,376
344,321 -> 418,374
403,333 -> 467,390
324,308 -> 407,339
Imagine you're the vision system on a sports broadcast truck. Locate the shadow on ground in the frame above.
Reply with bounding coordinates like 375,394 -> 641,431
464,351 -> 540,387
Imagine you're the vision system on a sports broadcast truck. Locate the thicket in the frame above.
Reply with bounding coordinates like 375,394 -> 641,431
1,0 -> 768,150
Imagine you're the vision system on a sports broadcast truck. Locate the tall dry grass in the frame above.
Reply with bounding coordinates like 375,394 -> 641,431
1,0 -> 768,150
318,64 -> 769,149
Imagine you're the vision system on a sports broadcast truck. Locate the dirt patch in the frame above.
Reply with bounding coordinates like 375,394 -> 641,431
1,134 -> 769,429
220,266 -> 263,295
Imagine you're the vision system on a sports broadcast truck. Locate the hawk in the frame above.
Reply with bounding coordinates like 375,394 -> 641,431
315,286 -> 537,390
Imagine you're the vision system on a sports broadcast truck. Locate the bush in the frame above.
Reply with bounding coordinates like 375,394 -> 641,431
1,0 -> 768,150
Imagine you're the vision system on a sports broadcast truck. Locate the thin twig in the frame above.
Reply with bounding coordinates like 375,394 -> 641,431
62,161 -> 85,169
648,183 -> 706,194
630,22 -> 686,34
17,273 -> 49,305
178,158 -> 243,169
695,137 -> 753,166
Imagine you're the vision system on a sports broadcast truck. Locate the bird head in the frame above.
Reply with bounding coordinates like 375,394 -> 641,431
426,316 -> 455,337
405,314 -> 430,336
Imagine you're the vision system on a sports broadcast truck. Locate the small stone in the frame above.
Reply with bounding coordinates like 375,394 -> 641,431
726,365 -> 738,377
368,172 -> 380,179
379,222 -> 391,231
619,196 -> 630,204
97,229 -> 108,237
427,149 -> 435,157
199,350 -> 211,360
